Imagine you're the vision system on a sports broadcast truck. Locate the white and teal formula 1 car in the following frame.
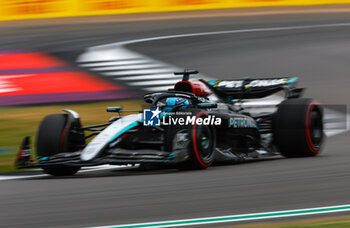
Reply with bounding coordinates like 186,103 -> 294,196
15,70 -> 324,176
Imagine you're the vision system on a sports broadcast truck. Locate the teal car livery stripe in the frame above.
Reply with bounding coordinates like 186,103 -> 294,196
108,122 -> 139,143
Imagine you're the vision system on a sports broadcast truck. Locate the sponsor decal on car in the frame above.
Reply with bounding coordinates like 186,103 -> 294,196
228,117 -> 257,128
211,80 -> 243,88
245,78 -> 289,88
209,77 -> 298,89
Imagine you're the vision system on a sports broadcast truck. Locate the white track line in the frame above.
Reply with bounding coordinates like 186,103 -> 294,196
0,165 -> 137,181
90,22 -> 350,49
88,204 -> 350,228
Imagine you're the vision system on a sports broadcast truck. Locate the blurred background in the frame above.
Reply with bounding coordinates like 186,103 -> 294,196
2,0 -> 350,21
1,1 -> 350,227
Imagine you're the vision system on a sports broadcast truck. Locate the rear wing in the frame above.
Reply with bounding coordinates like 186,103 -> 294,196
207,77 -> 303,99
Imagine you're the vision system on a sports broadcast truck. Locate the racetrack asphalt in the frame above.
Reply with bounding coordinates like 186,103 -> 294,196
1,11 -> 350,228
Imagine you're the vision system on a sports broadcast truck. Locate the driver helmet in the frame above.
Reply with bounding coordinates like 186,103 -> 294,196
166,97 -> 189,110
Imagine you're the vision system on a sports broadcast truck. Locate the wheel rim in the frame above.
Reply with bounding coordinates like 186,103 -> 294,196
309,109 -> 323,148
195,125 -> 214,161
200,132 -> 210,149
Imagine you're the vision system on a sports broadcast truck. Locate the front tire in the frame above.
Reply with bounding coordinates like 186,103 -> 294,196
165,111 -> 216,170
36,114 -> 81,176
274,98 -> 324,157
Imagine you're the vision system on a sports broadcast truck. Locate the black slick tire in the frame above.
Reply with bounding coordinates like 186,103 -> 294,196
36,114 -> 80,176
274,98 -> 324,157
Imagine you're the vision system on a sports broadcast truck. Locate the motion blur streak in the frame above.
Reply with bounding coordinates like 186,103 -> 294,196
2,0 -> 350,21
2,11 -> 350,228
0,51 -> 136,106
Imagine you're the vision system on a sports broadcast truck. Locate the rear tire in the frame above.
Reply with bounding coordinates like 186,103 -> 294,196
274,98 -> 324,157
36,114 -> 81,176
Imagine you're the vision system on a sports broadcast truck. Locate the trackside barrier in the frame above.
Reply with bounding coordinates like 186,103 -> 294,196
1,0 -> 350,21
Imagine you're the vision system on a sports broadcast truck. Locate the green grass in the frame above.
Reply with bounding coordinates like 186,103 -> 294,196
0,100 -> 143,173
230,217 -> 350,228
